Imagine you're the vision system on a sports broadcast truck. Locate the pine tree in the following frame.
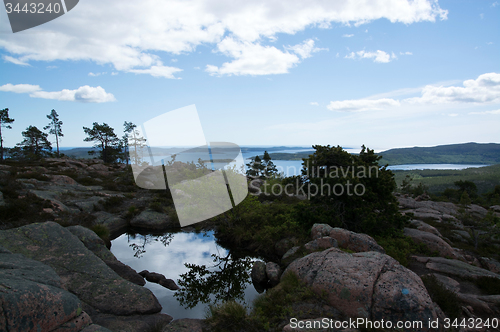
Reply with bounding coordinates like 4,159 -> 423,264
262,151 -> 278,178
124,121 -> 147,165
17,125 -> 52,159
246,155 -> 265,178
83,122 -> 121,163
0,108 -> 15,161
44,109 -> 63,157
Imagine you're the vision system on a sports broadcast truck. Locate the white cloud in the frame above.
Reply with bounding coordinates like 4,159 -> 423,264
310,102 -> 319,106
286,39 -> 327,59
0,0 -> 447,77
205,38 -> 300,76
327,98 -> 400,112
0,83 -> 115,103
342,34 -> 354,38
0,83 -> 41,93
128,65 -> 183,79
111,72 -> 118,75
448,113 -> 458,117
345,50 -> 397,63
405,72 -> 500,104
400,51 -> 413,55
88,72 -> 106,76
469,109 -> 500,115
3,55 -> 30,66
492,2 -> 499,7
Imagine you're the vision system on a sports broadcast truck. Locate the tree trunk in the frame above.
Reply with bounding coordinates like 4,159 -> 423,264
0,125 -> 3,161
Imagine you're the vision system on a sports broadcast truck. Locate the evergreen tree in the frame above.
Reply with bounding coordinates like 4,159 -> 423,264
122,121 -> 135,165
262,151 -> 278,178
246,155 -> 265,178
43,109 -> 63,157
83,122 -> 121,163
0,108 -> 15,161
300,145 -> 406,236
124,121 -> 147,165
17,125 -> 52,159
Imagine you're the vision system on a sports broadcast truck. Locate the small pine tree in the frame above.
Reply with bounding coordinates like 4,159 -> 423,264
246,155 -> 265,178
44,109 -> 63,157
16,125 -> 52,159
262,151 -> 278,178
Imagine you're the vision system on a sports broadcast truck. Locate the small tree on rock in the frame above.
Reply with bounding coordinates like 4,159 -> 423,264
17,125 -> 52,159
83,122 -> 121,163
0,108 -> 15,161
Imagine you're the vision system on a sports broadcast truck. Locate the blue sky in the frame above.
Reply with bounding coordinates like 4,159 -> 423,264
0,0 -> 499,151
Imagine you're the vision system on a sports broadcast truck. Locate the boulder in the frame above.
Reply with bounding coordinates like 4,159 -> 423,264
91,313 -> 173,332
425,257 -> 500,280
130,209 -> 178,230
49,174 -> 79,186
283,248 -> 438,324
275,237 -> 299,257
0,247 -> 86,332
138,270 -> 180,290
265,262 -> 282,286
0,222 -> 161,316
409,220 -> 442,237
403,228 -> 459,259
304,236 -> 338,252
93,211 -> 127,235
251,261 -> 267,287
479,257 -> 500,274
0,190 -> 5,206
311,224 -> 385,253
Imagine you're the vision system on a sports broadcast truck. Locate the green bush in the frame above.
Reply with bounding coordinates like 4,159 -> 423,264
205,301 -> 250,332
91,224 -> 110,242
421,274 -> 461,319
375,235 -> 437,267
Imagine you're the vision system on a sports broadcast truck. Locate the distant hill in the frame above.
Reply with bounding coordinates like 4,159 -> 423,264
62,148 -> 94,159
378,142 -> 500,165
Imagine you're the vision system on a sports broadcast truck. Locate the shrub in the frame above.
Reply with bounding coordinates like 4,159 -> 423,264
472,276 -> 500,295
205,301 -> 250,332
421,274 -> 461,319
375,235 -> 437,267
91,224 -> 110,242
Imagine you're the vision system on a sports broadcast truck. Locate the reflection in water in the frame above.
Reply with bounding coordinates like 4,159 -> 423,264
127,233 -> 174,258
110,231 -> 259,319
175,250 -> 253,309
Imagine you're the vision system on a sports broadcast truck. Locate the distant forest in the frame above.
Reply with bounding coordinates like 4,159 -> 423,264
265,143 -> 500,166
378,142 -> 500,165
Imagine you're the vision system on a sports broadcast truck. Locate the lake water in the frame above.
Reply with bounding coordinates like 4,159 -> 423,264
110,231 -> 260,319
386,164 -> 489,171
255,162 -> 490,177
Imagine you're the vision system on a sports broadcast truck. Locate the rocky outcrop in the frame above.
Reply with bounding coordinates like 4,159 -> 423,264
404,227 -> 459,259
0,222 -> 161,316
283,248 -> 438,324
423,257 -> 500,280
0,190 -> 5,206
311,223 -> 385,253
68,225 -> 146,286
0,246 -> 91,332
130,209 -> 178,230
